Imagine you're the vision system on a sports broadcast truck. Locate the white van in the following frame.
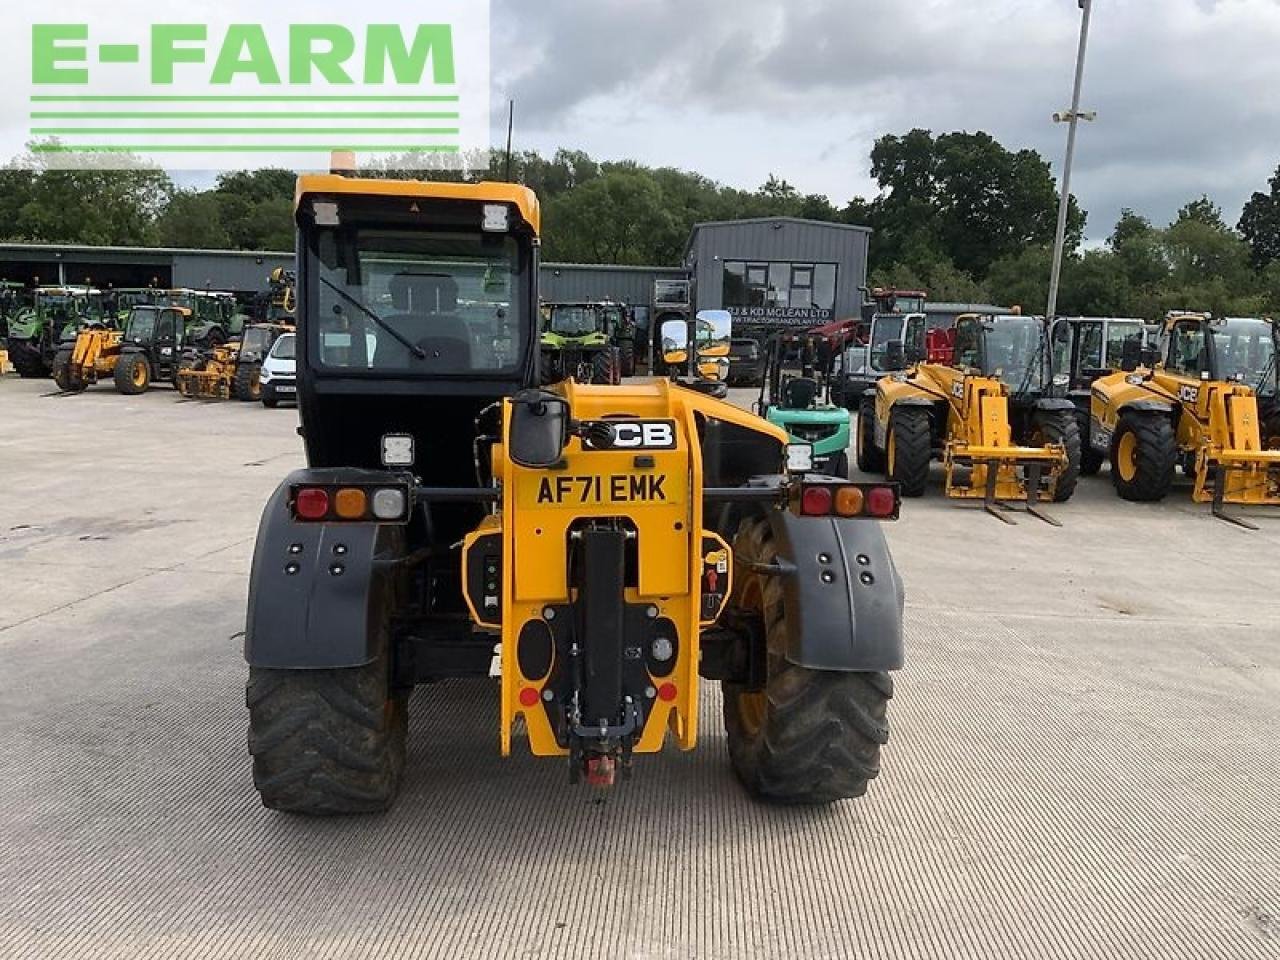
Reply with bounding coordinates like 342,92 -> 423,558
259,333 -> 296,408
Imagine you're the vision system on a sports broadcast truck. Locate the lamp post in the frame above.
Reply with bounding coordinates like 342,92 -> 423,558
1045,0 -> 1096,322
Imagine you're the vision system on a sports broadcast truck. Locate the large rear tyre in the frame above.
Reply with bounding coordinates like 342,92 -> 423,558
855,396 -> 886,474
592,347 -> 620,385
233,362 -> 262,402
9,342 -> 48,378
618,338 -> 636,378
114,353 -> 150,395
723,518 -> 892,805
1110,413 -> 1176,502
1032,408 -> 1082,503
247,650 -> 407,815
887,406 -> 931,497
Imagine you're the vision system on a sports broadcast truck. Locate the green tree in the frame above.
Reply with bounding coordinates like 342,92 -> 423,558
154,191 -> 231,249
1238,165 -> 1280,270
861,129 -> 1084,277
543,169 -> 677,264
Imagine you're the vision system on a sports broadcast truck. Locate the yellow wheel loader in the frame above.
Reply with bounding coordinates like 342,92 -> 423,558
242,173 -> 906,813
861,313 -> 1081,523
1090,313 -> 1280,527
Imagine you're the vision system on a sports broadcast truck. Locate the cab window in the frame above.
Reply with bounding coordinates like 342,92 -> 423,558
954,319 -> 981,369
1166,322 -> 1207,377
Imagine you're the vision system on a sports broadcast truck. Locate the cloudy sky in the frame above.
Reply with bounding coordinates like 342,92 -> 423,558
491,0 -> 1280,243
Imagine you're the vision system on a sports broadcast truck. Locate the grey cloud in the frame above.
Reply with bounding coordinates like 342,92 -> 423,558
493,0 -> 1280,236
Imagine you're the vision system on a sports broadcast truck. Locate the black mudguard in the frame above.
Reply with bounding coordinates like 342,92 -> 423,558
1121,399 -> 1175,414
761,509 -> 905,673
244,469 -> 406,669
1034,398 -> 1077,413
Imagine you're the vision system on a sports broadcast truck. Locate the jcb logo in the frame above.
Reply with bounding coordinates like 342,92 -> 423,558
1179,385 -> 1200,403
597,421 -> 677,450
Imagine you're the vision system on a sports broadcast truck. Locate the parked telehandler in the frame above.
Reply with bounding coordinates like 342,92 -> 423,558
1090,312 -> 1279,526
859,312 -> 1081,522
243,173 -> 905,814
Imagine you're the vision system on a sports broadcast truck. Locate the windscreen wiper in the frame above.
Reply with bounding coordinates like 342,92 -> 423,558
319,277 -> 427,360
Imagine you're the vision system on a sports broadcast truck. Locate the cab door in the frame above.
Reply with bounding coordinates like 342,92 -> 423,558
1160,319 -> 1210,446
153,308 -> 180,380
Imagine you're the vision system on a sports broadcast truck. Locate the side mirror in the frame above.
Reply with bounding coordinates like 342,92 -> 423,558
508,389 -> 569,469
694,309 -> 732,358
882,339 -> 907,371
661,318 -> 688,366
1119,337 -> 1142,373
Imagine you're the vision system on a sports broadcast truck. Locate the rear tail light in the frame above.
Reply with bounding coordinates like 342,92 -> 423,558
794,481 -> 900,520
800,486 -> 833,516
834,486 -> 864,516
289,483 -> 411,523
866,486 -> 897,517
295,487 -> 330,520
333,488 -> 367,519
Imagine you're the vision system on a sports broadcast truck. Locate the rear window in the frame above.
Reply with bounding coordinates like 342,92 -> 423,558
271,334 -> 296,360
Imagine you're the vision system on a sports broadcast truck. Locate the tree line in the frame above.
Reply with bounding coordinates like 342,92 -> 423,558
4,131 -> 1280,320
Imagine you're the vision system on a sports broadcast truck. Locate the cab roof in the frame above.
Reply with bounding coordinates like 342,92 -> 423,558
295,174 -> 541,235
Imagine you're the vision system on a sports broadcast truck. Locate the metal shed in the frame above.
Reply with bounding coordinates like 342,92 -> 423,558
684,217 -> 871,331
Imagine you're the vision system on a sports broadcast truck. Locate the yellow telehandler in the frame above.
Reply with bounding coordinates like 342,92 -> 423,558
859,312 -> 1081,523
1090,312 -> 1280,526
242,173 -> 906,812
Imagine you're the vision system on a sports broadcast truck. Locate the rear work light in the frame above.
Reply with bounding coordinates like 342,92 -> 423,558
795,481 -> 900,520
289,483 -> 411,523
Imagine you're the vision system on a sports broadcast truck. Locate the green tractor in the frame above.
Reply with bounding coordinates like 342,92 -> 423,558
757,329 -> 853,477
5,286 -> 104,378
539,301 -> 622,385
159,289 -> 242,345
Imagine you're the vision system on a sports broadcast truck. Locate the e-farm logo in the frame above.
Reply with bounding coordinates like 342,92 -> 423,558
11,2 -> 490,170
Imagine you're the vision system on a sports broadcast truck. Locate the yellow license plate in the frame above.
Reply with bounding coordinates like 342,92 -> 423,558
519,473 -> 675,508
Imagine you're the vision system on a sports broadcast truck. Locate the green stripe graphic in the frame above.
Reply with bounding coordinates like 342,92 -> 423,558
30,95 -> 460,103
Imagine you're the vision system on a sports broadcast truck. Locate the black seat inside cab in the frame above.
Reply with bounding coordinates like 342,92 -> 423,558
382,273 -> 471,368
781,376 -> 818,409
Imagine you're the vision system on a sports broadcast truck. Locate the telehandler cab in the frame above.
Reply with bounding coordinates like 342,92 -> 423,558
860,312 -> 1081,522
243,175 -> 905,813
1090,312 -> 1280,526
